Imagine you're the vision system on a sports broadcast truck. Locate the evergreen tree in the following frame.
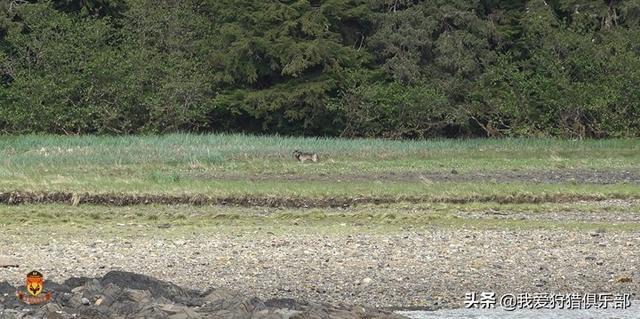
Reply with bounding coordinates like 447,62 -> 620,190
0,0 -> 639,137
206,0 -> 371,135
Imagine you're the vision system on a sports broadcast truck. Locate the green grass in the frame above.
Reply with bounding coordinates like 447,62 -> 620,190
1,133 -> 637,167
0,178 -> 639,200
0,134 -> 638,200
2,202 -> 639,238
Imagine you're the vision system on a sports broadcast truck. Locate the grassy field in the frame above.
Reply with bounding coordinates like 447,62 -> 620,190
0,134 -> 638,203
3,201 -> 640,237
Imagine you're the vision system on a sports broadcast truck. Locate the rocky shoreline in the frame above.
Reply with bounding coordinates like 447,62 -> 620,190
0,271 -> 404,319
2,227 -> 639,310
1,200 -> 639,311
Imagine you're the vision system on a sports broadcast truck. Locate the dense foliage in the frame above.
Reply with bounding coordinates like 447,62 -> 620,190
1,0 -> 639,137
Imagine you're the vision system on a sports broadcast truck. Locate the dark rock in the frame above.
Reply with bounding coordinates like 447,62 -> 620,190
100,271 -> 194,302
264,298 -> 303,310
83,279 -> 103,296
74,307 -> 110,319
0,282 -> 16,297
67,293 -> 85,308
63,276 -> 92,289
46,282 -> 71,295
0,271 -> 405,319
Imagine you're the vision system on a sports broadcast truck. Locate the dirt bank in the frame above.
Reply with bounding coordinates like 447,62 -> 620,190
0,191 -> 637,208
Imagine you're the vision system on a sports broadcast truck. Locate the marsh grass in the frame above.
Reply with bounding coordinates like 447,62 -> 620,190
0,133 -> 637,166
0,134 -> 638,199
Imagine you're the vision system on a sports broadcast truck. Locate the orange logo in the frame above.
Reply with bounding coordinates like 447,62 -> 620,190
16,271 -> 52,304
26,270 -> 44,296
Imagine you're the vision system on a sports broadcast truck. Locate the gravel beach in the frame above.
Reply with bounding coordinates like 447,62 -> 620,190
1,207 -> 639,310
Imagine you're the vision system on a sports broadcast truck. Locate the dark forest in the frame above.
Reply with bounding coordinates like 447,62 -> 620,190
1,0 -> 639,137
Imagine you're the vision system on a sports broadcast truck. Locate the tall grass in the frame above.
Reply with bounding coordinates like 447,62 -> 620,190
0,133 -> 637,167
0,134 -> 638,199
